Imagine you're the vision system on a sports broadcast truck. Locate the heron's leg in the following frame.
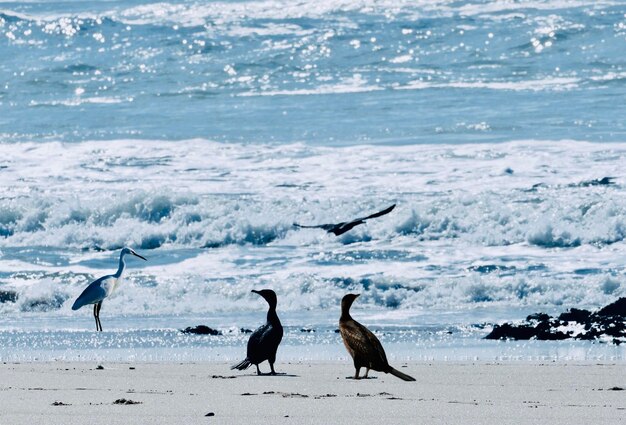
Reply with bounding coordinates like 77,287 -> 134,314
354,367 -> 360,380
95,302 -> 103,332
98,302 -> 103,331
364,368 -> 370,379
269,362 -> 277,375
93,304 -> 99,331
256,364 -> 261,375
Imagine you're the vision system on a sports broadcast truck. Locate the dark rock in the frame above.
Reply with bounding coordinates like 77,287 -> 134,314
240,328 -> 253,334
595,297 -> 626,318
558,308 -> 591,323
526,312 -> 551,322
535,328 -> 570,340
0,290 -> 18,303
485,323 -> 537,340
602,320 -> 626,338
96,365 -> 104,370
51,401 -> 70,406
485,298 -> 626,343
205,412 -> 215,417
300,328 -> 315,333
181,325 -> 222,335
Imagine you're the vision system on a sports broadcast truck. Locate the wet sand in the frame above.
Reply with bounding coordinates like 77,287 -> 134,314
1,361 -> 624,424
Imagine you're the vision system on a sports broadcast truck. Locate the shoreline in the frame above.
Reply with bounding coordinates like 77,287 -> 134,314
1,361 -> 624,424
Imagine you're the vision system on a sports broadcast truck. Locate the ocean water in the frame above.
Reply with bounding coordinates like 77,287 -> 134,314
1,0 -> 626,362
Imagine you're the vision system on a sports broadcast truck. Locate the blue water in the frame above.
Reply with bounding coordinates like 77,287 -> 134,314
1,0 -> 625,144
1,1 -> 626,361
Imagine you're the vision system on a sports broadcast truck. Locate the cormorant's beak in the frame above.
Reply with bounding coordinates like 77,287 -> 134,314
251,290 -> 260,295
133,252 -> 147,261
354,293 -> 360,298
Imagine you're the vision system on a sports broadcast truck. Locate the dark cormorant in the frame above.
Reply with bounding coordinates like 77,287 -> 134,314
339,293 -> 416,381
231,289 -> 283,375
293,204 -> 396,236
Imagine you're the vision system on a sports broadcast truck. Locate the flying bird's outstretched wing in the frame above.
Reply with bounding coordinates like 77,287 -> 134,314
293,204 -> 396,236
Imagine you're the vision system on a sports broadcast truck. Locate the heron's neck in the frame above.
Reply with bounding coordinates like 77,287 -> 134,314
113,253 -> 126,278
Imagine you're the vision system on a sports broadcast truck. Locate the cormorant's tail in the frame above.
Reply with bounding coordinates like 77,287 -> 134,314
231,358 -> 252,370
388,367 -> 416,381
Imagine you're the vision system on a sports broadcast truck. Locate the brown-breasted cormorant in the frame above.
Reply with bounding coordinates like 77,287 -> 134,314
339,293 -> 415,381
231,289 -> 283,375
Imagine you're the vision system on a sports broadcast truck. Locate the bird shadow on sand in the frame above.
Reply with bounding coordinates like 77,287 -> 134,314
345,376 -> 378,380
237,372 -> 299,378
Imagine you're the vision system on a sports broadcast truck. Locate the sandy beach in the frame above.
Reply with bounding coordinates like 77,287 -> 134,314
3,1 -> 626,424
1,361 -> 624,424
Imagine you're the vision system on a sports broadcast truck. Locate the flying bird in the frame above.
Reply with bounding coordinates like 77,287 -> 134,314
339,293 -> 416,381
231,289 -> 283,375
71,247 -> 147,331
293,204 -> 396,236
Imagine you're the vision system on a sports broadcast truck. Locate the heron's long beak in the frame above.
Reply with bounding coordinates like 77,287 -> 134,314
133,252 -> 147,261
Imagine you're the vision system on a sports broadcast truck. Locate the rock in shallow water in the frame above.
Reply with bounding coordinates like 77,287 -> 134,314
0,290 -> 18,303
485,297 -> 626,344
180,325 -> 222,335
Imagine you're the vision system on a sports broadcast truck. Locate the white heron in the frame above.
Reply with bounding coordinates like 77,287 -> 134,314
72,247 -> 147,331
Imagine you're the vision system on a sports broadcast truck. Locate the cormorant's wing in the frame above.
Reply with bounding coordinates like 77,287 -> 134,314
247,322 -> 269,352
340,319 -> 389,369
353,204 -> 396,222
247,322 -> 281,352
293,204 -> 396,236
340,320 -> 372,357
246,321 -> 283,362
358,322 -> 389,367
292,223 -> 341,232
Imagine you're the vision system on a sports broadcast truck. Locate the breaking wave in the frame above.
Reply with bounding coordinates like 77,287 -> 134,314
1,139 -> 625,319
1,140 -> 626,251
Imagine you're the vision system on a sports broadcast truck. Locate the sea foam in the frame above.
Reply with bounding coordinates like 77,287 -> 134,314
1,140 -> 625,322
